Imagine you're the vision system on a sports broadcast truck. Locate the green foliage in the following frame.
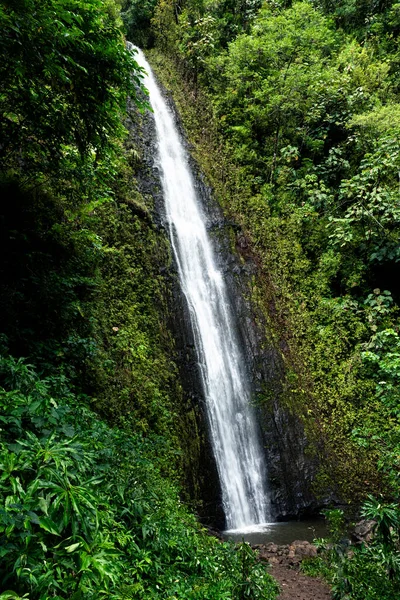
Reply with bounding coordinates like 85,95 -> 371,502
0,356 -> 279,599
328,135 -> 400,265
305,499 -> 400,599
178,12 -> 217,71
0,0 -> 144,178
362,495 -> 400,547
317,543 -> 400,600
322,509 -> 346,543
121,0 -> 158,47
149,0 -> 263,71
314,0 -> 397,35
351,326 -> 400,493
208,1 -> 340,174
233,542 -> 279,600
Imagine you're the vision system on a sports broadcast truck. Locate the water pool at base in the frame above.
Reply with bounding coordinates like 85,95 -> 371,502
223,520 -> 327,545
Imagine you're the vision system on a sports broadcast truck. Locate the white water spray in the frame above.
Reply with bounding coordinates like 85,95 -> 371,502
133,47 -> 271,529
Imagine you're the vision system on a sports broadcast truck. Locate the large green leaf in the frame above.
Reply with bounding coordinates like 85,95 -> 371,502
37,516 -> 61,536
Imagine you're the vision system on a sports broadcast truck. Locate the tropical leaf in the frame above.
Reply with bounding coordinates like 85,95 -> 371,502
37,516 -> 61,536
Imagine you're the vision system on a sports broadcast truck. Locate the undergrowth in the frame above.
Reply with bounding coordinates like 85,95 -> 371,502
302,505 -> 400,599
0,355 -> 279,599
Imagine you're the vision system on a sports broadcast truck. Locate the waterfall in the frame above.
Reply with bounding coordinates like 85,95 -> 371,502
133,47 -> 271,530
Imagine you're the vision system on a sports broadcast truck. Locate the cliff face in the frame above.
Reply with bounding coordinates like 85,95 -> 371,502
133,70 -> 322,525
127,93 -> 222,524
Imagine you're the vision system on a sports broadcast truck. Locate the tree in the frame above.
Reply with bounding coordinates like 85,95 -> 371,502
121,0 -> 158,47
0,0 -> 144,175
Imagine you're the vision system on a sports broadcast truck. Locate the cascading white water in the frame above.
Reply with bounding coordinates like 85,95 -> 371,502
133,47 -> 271,530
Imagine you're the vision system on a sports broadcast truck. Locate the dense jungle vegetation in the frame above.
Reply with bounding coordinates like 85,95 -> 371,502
121,0 -> 400,597
0,0 -> 279,598
2,0 -> 400,598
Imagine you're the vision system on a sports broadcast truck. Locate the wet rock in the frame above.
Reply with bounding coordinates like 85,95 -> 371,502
254,540 -> 318,567
293,541 -> 318,558
352,519 -> 376,544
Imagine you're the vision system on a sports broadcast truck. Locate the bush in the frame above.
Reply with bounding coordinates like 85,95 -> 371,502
304,502 -> 400,599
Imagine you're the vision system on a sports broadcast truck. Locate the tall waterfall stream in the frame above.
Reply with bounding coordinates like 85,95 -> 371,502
134,48 -> 271,530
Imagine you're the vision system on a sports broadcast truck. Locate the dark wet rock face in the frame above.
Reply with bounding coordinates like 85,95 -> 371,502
131,73 -> 322,526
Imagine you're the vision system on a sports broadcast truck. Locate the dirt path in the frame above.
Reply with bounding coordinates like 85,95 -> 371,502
270,565 -> 331,600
